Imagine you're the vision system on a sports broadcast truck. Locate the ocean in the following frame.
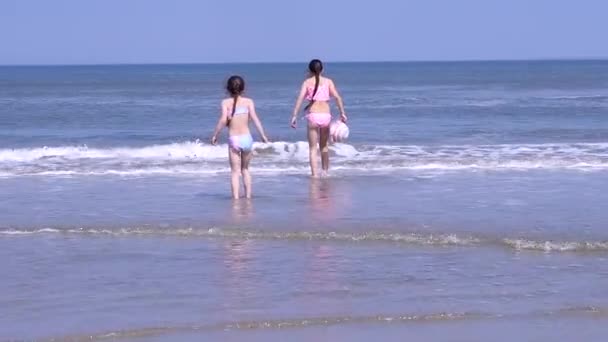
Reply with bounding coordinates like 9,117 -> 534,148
1,61 -> 608,341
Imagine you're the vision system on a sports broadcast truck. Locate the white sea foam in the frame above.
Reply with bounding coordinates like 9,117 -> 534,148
0,227 -> 479,246
503,239 -> 608,252
0,141 -> 607,177
0,228 -> 60,235
542,95 -> 608,101
3,227 -> 608,254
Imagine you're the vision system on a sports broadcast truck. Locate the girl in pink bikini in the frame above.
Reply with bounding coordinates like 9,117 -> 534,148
290,59 -> 347,177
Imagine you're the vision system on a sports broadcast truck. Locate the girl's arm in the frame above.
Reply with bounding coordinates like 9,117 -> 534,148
211,103 -> 228,145
249,100 -> 269,143
329,79 -> 347,122
290,82 -> 307,128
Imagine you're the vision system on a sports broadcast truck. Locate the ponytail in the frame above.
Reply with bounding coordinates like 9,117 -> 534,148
225,75 -> 245,127
304,59 -> 323,111
231,94 -> 238,117
304,72 -> 320,111
227,94 -> 238,127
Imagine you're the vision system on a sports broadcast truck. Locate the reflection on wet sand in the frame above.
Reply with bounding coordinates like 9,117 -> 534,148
308,178 -> 334,220
221,238 -> 256,314
223,239 -> 253,273
221,200 -> 257,313
308,177 -> 353,222
304,178 -> 351,311
230,198 -> 254,223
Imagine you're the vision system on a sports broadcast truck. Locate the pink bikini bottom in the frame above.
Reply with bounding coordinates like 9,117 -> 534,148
306,112 -> 331,128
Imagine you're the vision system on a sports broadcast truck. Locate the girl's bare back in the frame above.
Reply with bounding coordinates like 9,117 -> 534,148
224,97 -> 253,136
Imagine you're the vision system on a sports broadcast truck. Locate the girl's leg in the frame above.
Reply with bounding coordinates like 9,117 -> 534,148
319,126 -> 330,173
229,148 -> 242,199
307,125 -> 320,177
241,151 -> 253,199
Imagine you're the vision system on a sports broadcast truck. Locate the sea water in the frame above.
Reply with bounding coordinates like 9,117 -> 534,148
1,61 -> 608,341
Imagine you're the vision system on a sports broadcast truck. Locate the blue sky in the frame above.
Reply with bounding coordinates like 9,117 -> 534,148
1,0 -> 607,65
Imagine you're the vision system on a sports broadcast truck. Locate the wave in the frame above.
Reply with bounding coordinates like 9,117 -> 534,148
42,312 -> 480,341
3,227 -> 608,253
541,94 -> 608,101
39,306 -> 608,341
348,93 -> 608,109
0,227 -> 481,246
0,141 -> 607,177
503,239 -> 608,252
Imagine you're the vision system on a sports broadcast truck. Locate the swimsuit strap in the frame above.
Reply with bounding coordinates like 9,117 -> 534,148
232,105 -> 249,115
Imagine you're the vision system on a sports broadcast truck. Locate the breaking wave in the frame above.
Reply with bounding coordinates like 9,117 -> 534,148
0,140 -> 607,177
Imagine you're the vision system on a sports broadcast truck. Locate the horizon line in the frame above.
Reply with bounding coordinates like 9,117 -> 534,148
1,56 -> 608,67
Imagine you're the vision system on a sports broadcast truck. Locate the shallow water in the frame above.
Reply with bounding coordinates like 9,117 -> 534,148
1,61 -> 608,340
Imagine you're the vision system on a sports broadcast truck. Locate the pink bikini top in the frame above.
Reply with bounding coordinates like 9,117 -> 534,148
305,83 -> 330,101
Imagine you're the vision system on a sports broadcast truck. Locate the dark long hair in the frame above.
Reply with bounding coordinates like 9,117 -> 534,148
304,59 -> 323,111
226,75 -> 245,126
